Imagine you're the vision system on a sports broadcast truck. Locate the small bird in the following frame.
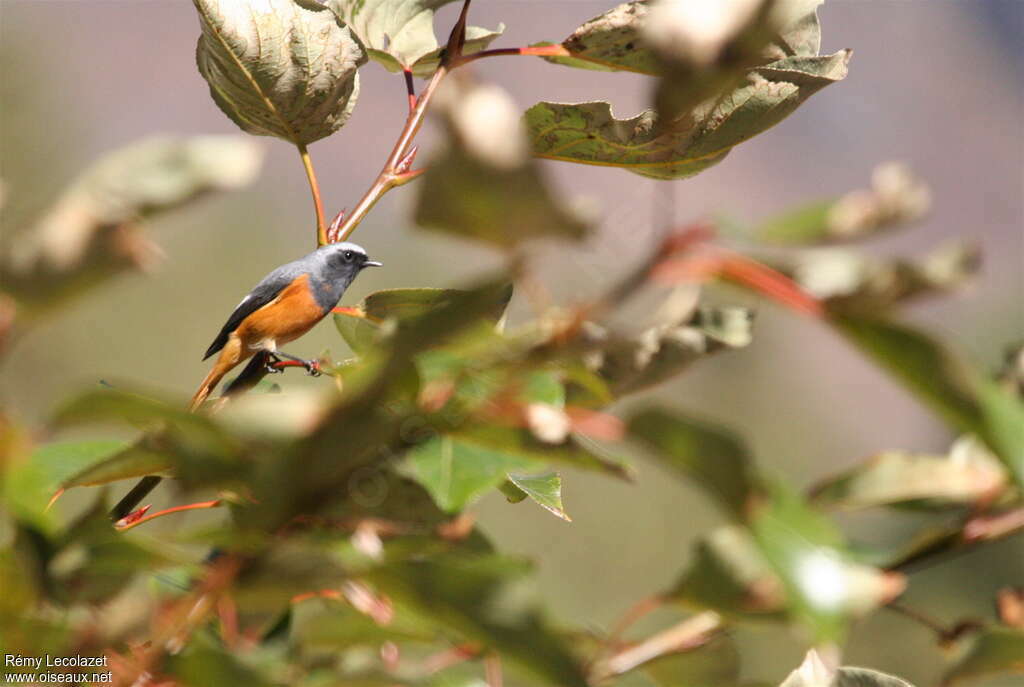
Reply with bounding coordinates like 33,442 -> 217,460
189,241 -> 381,411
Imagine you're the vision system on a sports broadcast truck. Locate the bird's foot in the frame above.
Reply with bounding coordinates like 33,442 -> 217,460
264,353 -> 284,374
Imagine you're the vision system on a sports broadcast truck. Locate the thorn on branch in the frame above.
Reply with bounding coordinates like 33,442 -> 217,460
395,145 -> 419,175
114,504 -> 152,529
326,208 -> 347,244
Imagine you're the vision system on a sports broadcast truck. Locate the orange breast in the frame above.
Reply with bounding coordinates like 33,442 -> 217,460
235,274 -> 326,350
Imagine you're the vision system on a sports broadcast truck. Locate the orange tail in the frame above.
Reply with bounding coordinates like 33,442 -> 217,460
189,338 -> 246,412
189,365 -> 228,412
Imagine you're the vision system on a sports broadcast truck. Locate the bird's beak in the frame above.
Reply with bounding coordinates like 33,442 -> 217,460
363,260 -> 383,268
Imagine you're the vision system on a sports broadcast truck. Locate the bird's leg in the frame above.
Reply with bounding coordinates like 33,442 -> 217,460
264,352 -> 284,374
275,351 -> 322,377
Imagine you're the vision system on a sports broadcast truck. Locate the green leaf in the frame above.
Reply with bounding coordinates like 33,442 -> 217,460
749,482 -> 903,641
506,471 -> 571,521
629,408 -> 761,519
368,553 -> 589,687
52,389 -> 244,488
335,286 -> 513,354
943,628 -> 1024,685
291,599 -> 434,650
753,199 -> 836,244
406,434 -> 542,512
2,136 -> 263,316
527,51 -> 848,180
670,525 -> 786,620
167,639 -> 274,687
975,379 -> 1024,489
2,440 -> 126,532
323,0 -> 503,77
417,80 -> 588,247
753,163 -> 930,244
194,0 -> 365,144
833,315 -> 1024,486
59,443 -> 173,489
809,437 -> 1008,510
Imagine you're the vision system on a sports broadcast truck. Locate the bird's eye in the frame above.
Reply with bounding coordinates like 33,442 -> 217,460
343,250 -> 354,262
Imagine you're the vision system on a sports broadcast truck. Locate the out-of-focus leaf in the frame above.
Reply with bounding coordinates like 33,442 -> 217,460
780,649 -> 917,687
322,0 -> 503,77
749,483 -> 904,641
194,0 -> 364,144
167,638 -> 274,687
368,553 -> 589,687
526,1 -> 849,180
671,525 -> 785,619
54,499 -> 174,604
335,286 -> 513,355
58,444 -> 172,489
789,241 -> 979,313
52,389 -> 245,488
453,425 -> 631,479
582,306 -> 753,395
755,163 -> 931,244
975,379 -> 1024,489
810,436 -> 1008,510
292,599 -> 434,650
834,315 -> 1024,487
644,633 -> 741,686
506,471 -> 571,521
943,628 -> 1024,685
405,434 -> 542,512
629,408 -> 761,519
542,1 -> 828,76
3,440 -> 127,529
2,136 -> 263,317
417,80 -> 588,246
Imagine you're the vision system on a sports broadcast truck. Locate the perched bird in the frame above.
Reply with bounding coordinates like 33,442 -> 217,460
189,241 -> 381,411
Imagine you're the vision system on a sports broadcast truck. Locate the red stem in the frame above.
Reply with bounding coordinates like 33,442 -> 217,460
456,43 -> 571,66
115,499 -> 223,531
403,68 -> 417,112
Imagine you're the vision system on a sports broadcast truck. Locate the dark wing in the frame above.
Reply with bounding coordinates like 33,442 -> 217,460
202,269 -> 298,360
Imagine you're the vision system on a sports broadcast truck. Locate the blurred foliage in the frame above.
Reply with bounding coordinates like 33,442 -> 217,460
1,2 -> 1022,687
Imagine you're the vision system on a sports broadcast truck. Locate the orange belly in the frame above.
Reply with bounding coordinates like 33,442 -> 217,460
235,273 -> 325,352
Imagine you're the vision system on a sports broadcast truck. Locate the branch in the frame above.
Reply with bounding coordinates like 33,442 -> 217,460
591,611 -> 722,680
331,0 -> 473,243
454,43 -> 571,67
403,68 -> 416,112
114,499 -> 223,532
298,143 -> 328,246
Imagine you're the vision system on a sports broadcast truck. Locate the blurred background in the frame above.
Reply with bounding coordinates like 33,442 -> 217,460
1,1 -> 1021,684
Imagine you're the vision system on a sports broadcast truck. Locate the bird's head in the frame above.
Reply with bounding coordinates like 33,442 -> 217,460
320,241 -> 382,279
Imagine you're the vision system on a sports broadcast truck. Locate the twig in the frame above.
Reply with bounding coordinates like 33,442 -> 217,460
592,611 -> 722,680
297,143 -> 328,246
114,499 -> 223,532
403,68 -> 417,112
885,602 -> 983,645
604,594 -> 667,652
332,0 -> 473,243
454,43 -> 570,67
484,653 -> 503,687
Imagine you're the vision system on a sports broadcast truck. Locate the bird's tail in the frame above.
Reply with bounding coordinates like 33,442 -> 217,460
188,363 -> 230,412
